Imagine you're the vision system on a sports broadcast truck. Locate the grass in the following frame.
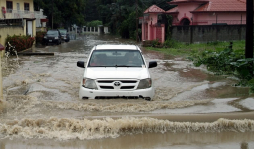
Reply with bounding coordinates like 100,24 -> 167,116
145,40 -> 246,58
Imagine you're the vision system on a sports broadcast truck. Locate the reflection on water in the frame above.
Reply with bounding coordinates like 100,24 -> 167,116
0,132 -> 254,149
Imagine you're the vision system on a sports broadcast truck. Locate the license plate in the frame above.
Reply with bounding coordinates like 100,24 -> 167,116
49,40 -> 52,42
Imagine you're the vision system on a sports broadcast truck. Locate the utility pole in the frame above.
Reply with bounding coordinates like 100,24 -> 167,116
136,0 -> 138,42
245,0 -> 253,59
0,54 -> 2,100
52,0 -> 53,29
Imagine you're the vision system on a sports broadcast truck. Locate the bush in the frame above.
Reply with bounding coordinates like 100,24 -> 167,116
6,35 -> 35,52
190,43 -> 254,92
163,39 -> 179,48
86,20 -> 102,27
36,31 -> 46,45
118,20 -> 129,38
142,40 -> 163,48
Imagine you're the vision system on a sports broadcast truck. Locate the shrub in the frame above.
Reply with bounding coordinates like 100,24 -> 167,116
142,39 -> 163,48
6,35 -> 35,52
86,20 -> 102,27
36,31 -> 46,45
190,42 -> 254,92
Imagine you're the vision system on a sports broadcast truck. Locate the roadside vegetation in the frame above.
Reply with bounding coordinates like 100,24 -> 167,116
5,35 -> 35,52
145,40 -> 254,93
35,31 -> 47,45
86,20 -> 102,28
145,40 -> 245,57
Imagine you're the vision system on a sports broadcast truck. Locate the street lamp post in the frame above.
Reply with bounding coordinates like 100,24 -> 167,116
51,0 -> 53,29
0,54 -> 2,100
245,0 -> 253,59
136,0 -> 138,42
0,45 -> 4,101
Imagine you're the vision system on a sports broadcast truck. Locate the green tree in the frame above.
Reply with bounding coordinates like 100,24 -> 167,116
34,0 -> 173,38
87,20 -> 102,27
96,0 -> 173,38
34,0 -> 86,28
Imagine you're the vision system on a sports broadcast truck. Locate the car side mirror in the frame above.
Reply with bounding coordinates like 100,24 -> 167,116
148,61 -> 157,68
77,61 -> 85,68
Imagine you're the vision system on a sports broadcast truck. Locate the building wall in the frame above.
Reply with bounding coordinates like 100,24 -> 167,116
170,25 -> 246,43
177,3 -> 200,24
142,13 -> 165,42
170,2 -> 246,26
0,19 -> 36,47
0,26 -> 24,46
5,0 -> 34,11
1,0 -> 34,19
148,13 -> 158,41
0,1 -> 5,18
193,13 -> 246,25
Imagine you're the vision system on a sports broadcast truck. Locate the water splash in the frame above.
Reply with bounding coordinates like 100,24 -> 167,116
0,117 -> 253,140
42,99 -> 211,113
3,42 -> 20,76
3,94 -> 211,113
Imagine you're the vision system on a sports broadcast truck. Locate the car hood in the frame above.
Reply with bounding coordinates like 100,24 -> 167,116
47,35 -> 58,37
84,67 -> 150,79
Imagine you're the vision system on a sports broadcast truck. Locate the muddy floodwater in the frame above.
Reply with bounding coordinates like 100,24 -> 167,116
0,34 -> 254,149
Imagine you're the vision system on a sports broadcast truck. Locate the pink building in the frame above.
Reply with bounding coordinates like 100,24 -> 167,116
167,0 -> 246,25
141,5 -> 166,43
141,0 -> 246,43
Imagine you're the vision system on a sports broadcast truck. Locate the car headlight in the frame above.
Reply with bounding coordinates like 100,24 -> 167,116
82,78 -> 98,90
55,37 -> 59,39
137,78 -> 152,89
44,36 -> 47,39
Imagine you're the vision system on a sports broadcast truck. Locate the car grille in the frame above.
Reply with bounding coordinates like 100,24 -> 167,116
48,37 -> 55,40
97,79 -> 138,90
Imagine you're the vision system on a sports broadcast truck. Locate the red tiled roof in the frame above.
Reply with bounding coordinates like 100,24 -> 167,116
195,0 -> 246,11
169,0 -> 209,4
144,5 -> 165,13
166,6 -> 178,13
168,0 -> 246,12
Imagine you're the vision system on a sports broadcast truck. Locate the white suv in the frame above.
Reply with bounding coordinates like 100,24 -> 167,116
77,45 -> 157,101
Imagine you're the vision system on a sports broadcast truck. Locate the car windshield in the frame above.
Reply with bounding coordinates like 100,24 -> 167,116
59,30 -> 67,35
47,30 -> 59,36
88,50 -> 145,67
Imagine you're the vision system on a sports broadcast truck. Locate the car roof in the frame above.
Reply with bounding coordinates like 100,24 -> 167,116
47,29 -> 59,32
95,45 -> 139,50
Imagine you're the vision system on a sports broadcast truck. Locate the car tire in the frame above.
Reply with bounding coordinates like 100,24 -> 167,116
145,97 -> 151,101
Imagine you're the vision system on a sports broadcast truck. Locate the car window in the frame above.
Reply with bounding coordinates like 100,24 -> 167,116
47,30 -> 59,36
88,50 -> 145,67
59,30 -> 67,34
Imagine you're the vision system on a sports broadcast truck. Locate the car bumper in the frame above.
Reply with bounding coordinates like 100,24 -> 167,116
79,86 -> 155,100
61,37 -> 70,41
44,39 -> 59,43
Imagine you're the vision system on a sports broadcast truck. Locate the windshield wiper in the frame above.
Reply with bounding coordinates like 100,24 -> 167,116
115,65 -> 136,67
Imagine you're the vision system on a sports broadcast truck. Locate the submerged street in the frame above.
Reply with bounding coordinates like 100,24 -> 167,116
0,34 -> 254,149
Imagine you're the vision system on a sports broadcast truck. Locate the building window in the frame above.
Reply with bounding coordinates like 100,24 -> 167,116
6,1 -> 13,13
24,3 -> 29,11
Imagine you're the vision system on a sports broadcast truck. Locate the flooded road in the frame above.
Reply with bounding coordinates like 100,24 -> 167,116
0,34 -> 254,148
